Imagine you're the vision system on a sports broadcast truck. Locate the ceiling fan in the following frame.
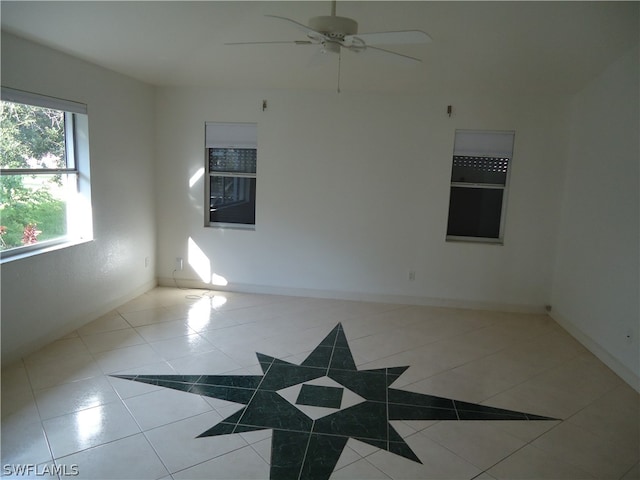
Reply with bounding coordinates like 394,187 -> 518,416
226,0 -> 431,89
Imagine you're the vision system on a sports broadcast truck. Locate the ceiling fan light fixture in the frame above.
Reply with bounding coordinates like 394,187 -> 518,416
320,41 -> 340,54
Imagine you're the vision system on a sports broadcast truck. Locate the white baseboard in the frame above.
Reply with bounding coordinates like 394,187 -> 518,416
550,310 -> 640,394
157,276 -> 546,314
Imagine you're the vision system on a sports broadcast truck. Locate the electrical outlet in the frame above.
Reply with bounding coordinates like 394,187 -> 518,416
145,256 -> 150,268
176,257 -> 183,271
625,329 -> 634,344
408,270 -> 416,281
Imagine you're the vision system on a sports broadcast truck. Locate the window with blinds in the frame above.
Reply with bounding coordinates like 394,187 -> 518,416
205,122 -> 257,228
446,130 -> 514,243
1,87 -> 93,260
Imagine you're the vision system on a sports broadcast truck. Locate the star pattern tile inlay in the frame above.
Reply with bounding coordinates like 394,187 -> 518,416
112,323 -> 558,479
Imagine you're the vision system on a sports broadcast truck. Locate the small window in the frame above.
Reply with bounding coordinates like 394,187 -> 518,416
205,123 -> 257,228
1,88 -> 92,260
446,130 -> 514,243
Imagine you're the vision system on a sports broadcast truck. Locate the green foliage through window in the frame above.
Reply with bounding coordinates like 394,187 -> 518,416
1,101 -> 70,250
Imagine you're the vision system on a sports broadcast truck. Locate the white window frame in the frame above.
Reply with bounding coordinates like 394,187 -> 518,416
0,87 -> 92,261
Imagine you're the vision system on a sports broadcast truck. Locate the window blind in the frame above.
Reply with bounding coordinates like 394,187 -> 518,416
205,122 -> 257,149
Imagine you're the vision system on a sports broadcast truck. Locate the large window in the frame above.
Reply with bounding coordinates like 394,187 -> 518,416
205,122 -> 257,228
446,130 -> 514,243
0,88 -> 92,259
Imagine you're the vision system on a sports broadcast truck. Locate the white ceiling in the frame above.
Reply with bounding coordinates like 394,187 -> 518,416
2,1 -> 638,94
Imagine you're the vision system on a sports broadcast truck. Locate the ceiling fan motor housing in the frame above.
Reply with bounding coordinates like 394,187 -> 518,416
309,15 -> 358,52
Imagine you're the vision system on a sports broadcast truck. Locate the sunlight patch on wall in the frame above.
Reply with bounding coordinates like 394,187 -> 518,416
187,236 -> 228,286
188,237 -> 211,283
189,167 -> 204,188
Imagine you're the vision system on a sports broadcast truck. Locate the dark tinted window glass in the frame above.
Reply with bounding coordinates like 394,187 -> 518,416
209,177 -> 256,224
446,187 -> 503,239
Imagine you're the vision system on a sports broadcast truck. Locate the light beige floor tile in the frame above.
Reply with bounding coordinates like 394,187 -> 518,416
367,431 -> 482,479
201,322 -> 270,346
484,353 -> 624,420
531,421 -> 639,479
487,444 -> 595,479
1,415 -> 52,465
42,401 -> 140,458
185,309 -> 240,333
145,410 -> 248,473
119,306 -> 176,327
421,421 -> 527,471
34,375 -> 119,420
24,352 -> 103,390
444,325 -> 524,357
123,387 -> 212,431
76,311 -> 130,336
248,436 -> 272,464
450,350 -> 547,393
404,369 -> 506,405
2,361 -> 31,386
178,297 -> 236,332
24,337 -> 90,365
172,445 -> 270,479
207,335 -> 290,367
566,383 -> 640,448
2,362 -> 38,423
360,339 -> 485,388
116,294 -> 170,313
149,333 -> 216,360
1,396 -> 40,428
80,328 -> 147,354
93,343 -> 165,373
168,348 -> 244,374
330,458 -> 391,479
347,328 -> 436,363
135,319 -> 197,342
498,329 -> 588,372
488,419 -> 561,443
57,433 -> 169,479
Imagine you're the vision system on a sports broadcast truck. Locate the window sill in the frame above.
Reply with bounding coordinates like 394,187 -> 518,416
446,235 -> 504,245
0,237 -> 93,264
207,222 -> 255,231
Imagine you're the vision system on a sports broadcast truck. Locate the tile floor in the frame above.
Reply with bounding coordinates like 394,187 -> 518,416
2,287 -> 639,479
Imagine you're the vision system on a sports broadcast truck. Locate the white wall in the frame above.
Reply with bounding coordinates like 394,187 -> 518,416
156,87 -> 569,311
551,45 -> 640,389
1,33 -> 157,364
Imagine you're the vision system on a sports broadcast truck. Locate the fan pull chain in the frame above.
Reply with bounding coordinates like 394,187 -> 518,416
337,49 -> 342,93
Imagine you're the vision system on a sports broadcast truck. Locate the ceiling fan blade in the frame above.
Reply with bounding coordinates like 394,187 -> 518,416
264,15 -> 326,41
346,30 -> 432,45
363,45 -> 423,64
225,40 -> 315,46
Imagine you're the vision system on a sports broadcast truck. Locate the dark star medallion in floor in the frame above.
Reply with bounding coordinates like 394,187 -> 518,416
112,323 -> 558,479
